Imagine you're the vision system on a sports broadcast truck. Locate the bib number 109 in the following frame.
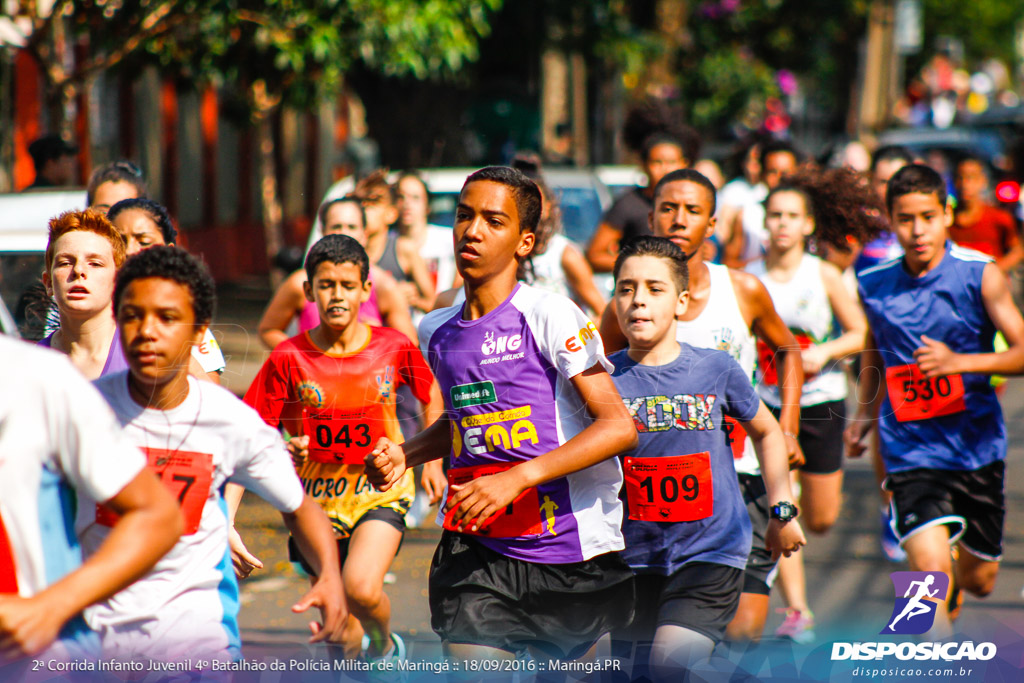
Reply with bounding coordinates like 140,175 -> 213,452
623,452 -> 713,523
637,473 -> 701,504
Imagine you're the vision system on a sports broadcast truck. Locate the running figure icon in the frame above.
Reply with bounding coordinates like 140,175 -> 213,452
889,574 -> 940,631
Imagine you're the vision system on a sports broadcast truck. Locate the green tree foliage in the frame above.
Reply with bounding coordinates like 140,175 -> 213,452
151,0 -> 501,118
922,0 -> 1024,67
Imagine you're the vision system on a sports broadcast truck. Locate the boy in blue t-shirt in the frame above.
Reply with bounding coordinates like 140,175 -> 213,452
848,163 -> 1024,639
609,236 -> 805,679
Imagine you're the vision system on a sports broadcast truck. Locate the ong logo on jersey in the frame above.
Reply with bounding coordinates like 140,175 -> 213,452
882,571 -> 949,635
623,394 -> 717,432
452,405 -> 539,458
479,331 -> 524,365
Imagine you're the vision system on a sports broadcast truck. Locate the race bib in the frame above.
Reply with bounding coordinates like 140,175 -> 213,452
757,334 -> 815,386
623,453 -> 713,523
885,364 -> 966,422
304,406 -> 385,465
442,463 -> 543,538
722,416 -> 747,460
97,448 -> 213,535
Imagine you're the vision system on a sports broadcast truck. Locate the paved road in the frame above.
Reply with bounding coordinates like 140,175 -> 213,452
212,291 -> 1024,681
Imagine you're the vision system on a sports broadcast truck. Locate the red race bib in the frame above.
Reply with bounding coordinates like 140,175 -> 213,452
722,416 -> 747,460
97,448 -> 213,535
623,453 -> 714,522
885,364 -> 966,422
757,334 -> 815,386
443,463 -> 544,538
304,406 -> 386,465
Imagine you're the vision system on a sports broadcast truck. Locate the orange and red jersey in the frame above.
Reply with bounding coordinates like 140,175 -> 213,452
244,326 -> 434,536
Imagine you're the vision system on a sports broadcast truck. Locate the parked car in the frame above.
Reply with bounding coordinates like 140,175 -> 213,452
0,190 -> 87,337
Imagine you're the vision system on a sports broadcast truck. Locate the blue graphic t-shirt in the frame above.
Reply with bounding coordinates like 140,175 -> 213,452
610,343 -> 760,575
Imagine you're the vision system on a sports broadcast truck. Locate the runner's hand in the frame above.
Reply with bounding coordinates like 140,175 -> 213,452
801,345 -> 828,376
446,468 -> 527,533
844,419 -> 872,458
421,459 -> 446,504
293,575 -> 347,644
365,437 -> 407,492
784,433 -> 805,469
0,594 -> 67,657
913,335 -> 959,379
229,525 -> 263,579
287,435 -> 310,467
765,519 -> 806,562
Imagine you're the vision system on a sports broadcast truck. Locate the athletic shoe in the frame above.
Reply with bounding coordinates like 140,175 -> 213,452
880,509 -> 906,562
775,608 -> 816,644
364,632 -> 408,682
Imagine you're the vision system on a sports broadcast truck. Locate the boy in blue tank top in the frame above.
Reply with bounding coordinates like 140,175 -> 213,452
848,164 -> 1024,638
609,236 -> 805,679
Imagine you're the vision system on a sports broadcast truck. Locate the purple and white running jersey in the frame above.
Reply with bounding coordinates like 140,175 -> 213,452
419,283 -> 624,564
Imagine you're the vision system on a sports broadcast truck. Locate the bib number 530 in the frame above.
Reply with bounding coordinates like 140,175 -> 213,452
885,364 -> 966,422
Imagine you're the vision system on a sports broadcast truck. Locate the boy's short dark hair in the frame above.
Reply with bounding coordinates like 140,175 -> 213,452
886,163 -> 948,214
870,145 -> 914,174
108,198 -> 178,245
318,196 -> 367,231
759,139 -> 801,169
86,160 -> 147,206
114,246 -> 216,326
614,236 -> 689,294
462,166 -> 543,233
305,234 -> 370,284
652,168 -> 718,215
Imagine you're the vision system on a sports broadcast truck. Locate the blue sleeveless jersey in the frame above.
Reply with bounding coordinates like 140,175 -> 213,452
858,242 -> 1004,472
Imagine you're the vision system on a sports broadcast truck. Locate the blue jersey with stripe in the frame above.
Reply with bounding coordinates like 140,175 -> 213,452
858,242 -> 1005,472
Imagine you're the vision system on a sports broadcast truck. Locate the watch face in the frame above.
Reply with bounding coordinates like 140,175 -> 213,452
772,502 -> 797,521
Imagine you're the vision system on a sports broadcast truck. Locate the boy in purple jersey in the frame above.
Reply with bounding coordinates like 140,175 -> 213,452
609,236 -> 804,679
366,166 -> 638,663
847,164 -> 1024,639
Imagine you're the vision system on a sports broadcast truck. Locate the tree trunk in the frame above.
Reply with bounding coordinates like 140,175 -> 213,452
256,110 -> 285,288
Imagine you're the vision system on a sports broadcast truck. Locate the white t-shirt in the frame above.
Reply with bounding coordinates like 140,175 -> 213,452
0,337 -> 144,657
79,373 -> 305,661
747,254 -> 848,407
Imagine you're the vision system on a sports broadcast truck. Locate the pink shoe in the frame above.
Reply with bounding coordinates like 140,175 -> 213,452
775,607 -> 815,644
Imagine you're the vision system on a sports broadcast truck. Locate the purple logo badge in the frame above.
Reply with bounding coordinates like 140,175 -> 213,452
881,571 -> 949,635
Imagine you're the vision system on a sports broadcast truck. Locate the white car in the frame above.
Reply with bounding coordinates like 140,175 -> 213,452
0,190 -> 87,337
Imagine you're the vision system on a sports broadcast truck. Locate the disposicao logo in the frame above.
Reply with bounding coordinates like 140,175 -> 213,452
882,571 -> 949,635
830,571 -> 997,664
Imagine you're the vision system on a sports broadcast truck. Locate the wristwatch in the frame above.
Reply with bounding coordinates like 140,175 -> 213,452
770,501 -> 799,522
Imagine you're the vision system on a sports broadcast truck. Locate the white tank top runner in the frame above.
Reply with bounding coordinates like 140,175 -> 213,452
747,253 -> 848,407
676,263 -> 760,475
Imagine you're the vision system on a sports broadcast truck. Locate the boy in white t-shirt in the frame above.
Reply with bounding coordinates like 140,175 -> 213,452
79,246 -> 346,663
0,336 -> 181,665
